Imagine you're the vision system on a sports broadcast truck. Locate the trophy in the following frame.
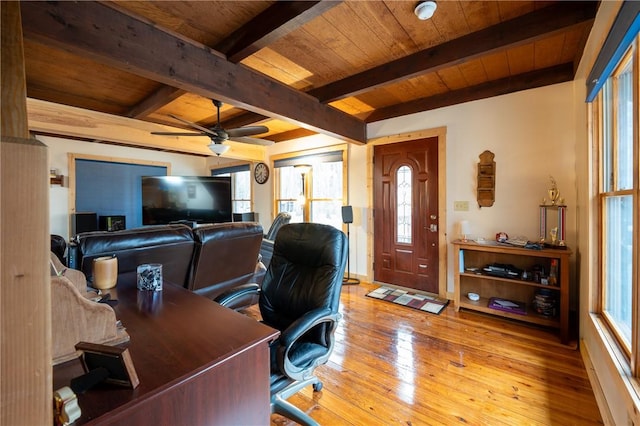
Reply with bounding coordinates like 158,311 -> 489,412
547,176 -> 560,206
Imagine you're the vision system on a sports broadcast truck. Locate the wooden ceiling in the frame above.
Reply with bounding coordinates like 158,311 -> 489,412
19,1 -> 597,150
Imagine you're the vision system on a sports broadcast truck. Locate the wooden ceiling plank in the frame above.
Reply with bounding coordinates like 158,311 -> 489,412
126,85 -> 186,118
351,2 -> 417,57
319,4 -> 393,71
507,44 -> 535,75
481,50 -> 511,81
268,128 -> 317,142
242,50 -> 314,90
437,66 -> 467,92
284,19 -> 361,83
216,1 -> 342,63
221,111 -> 269,129
534,33 -> 566,70
20,1 -> 366,144
457,58 -> 489,86
365,63 -> 575,123
308,1 -> 597,103
27,82 -> 128,116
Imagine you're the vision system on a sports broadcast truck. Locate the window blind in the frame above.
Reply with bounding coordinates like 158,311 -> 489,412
212,164 -> 250,175
586,2 -> 640,102
274,151 -> 343,168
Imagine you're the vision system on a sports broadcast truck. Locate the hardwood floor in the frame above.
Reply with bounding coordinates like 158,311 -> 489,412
259,282 -> 603,425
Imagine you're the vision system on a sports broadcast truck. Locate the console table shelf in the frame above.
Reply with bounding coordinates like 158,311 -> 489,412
453,240 -> 571,344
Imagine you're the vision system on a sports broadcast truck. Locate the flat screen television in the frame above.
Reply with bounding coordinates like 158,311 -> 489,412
141,176 -> 232,225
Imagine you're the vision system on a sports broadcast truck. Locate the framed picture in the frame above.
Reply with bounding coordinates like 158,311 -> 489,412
75,342 -> 139,388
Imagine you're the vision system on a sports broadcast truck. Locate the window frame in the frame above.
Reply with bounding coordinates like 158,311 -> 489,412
272,145 -> 348,228
211,164 -> 252,213
594,38 -> 640,375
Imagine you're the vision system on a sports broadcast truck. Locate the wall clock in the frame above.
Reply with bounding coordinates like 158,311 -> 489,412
254,162 -> 269,184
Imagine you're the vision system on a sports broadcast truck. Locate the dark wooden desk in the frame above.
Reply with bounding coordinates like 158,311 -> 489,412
53,273 -> 278,425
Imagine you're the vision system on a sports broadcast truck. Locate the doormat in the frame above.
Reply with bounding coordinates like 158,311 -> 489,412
366,286 -> 449,315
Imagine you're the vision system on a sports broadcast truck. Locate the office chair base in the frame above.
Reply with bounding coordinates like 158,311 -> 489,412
271,376 -> 322,426
342,277 -> 360,285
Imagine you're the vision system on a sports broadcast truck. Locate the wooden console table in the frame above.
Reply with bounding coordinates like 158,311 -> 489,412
453,240 -> 571,344
53,273 -> 278,425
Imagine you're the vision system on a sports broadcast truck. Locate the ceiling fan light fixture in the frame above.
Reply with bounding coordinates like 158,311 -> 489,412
208,143 -> 230,156
414,1 -> 437,20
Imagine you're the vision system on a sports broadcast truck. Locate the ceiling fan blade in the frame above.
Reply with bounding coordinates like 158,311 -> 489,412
151,131 -> 208,136
226,125 -> 269,138
230,136 -> 274,146
168,114 -> 218,136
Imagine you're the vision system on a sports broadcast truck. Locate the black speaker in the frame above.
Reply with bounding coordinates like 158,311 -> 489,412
71,212 -> 98,236
233,212 -> 258,222
99,215 -> 126,231
341,206 -> 353,224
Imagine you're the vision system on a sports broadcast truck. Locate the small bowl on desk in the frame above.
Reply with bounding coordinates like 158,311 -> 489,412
467,292 -> 480,302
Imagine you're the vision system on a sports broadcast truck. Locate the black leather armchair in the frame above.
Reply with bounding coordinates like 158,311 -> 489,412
188,222 -> 263,304
254,212 -> 292,284
216,223 -> 348,425
264,211 -> 291,241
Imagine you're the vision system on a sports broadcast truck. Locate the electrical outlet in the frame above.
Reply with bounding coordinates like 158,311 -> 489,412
454,201 -> 469,211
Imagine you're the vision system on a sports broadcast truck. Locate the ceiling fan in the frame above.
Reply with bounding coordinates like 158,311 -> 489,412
151,99 -> 272,155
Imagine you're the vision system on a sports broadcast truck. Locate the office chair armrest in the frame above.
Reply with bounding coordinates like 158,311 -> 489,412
214,283 -> 260,310
278,308 -> 339,349
276,308 -> 340,381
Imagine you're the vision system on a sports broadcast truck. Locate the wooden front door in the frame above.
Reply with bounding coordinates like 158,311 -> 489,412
373,138 -> 439,294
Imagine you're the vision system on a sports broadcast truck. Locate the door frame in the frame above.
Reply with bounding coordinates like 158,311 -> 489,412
366,127 -> 448,298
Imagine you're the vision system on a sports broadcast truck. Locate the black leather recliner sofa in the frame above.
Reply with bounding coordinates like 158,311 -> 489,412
71,222 -> 264,302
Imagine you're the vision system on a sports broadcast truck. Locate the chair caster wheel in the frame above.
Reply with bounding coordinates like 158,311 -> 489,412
312,382 -> 323,392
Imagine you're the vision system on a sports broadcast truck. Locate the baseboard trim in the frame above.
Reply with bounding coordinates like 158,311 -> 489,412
580,339 -> 616,425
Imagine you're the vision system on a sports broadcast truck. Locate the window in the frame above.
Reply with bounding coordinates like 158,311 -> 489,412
212,165 -> 251,213
274,148 -> 346,229
396,165 -> 412,243
594,42 -> 637,357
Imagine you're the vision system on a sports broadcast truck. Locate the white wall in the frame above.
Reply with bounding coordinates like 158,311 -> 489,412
368,82 -> 576,293
41,135 -> 209,239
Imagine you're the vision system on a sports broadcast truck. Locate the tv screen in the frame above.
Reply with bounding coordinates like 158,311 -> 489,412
142,176 -> 232,225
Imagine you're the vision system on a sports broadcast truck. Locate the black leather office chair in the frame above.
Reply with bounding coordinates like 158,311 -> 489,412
254,212 -> 292,284
217,223 -> 348,425
51,234 -> 67,264
264,211 -> 291,241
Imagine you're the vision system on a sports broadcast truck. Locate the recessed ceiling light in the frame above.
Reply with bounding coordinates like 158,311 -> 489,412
414,1 -> 437,20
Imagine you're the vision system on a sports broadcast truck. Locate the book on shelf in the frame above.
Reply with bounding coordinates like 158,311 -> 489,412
488,297 -> 526,315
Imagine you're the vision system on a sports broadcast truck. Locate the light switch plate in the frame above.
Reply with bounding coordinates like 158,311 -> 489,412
454,201 -> 469,211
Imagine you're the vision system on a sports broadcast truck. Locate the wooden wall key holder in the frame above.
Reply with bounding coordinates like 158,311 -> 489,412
477,150 -> 495,207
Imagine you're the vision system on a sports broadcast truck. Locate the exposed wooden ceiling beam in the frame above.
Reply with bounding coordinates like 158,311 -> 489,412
365,63 -> 575,123
309,2 -> 598,103
127,2 -> 341,121
127,86 -> 185,119
216,1 -> 341,63
20,1 -> 366,144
